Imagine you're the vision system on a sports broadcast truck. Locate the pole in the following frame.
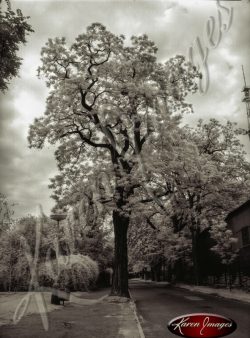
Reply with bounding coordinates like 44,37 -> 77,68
242,65 -> 250,140
242,65 -> 247,87
56,220 -> 60,276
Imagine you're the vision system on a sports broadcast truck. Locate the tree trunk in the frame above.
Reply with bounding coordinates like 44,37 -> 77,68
151,267 -> 155,281
8,268 -> 12,292
191,229 -> 200,286
155,263 -> 161,282
110,210 -> 130,298
167,265 -> 172,283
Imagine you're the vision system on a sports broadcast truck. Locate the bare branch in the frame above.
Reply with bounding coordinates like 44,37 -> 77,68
60,128 -> 110,149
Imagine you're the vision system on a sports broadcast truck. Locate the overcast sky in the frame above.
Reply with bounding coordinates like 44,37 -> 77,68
0,0 -> 249,218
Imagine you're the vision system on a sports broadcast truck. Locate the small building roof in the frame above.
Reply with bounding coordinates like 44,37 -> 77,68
225,199 -> 250,222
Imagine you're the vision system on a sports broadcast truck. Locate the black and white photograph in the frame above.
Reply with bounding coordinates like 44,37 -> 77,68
0,0 -> 250,337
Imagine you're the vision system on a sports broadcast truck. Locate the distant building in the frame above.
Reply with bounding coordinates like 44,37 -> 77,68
225,199 -> 250,275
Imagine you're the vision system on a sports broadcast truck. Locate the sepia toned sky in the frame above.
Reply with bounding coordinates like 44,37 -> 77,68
0,0 -> 250,218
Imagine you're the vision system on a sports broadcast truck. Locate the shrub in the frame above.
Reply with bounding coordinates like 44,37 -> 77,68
57,254 -> 99,291
38,262 -> 55,288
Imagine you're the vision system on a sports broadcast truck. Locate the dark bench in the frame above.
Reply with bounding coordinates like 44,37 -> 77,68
51,288 -> 70,305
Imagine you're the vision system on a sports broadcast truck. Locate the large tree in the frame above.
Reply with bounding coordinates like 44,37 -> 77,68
28,23 -> 198,297
0,0 -> 33,91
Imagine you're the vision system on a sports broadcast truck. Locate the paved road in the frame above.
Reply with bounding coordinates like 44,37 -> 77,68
129,279 -> 250,338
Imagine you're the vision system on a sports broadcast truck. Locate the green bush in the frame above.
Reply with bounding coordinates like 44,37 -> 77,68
57,254 -> 99,291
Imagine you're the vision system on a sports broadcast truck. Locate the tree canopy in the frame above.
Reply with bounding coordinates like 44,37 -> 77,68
28,23 -> 198,204
130,118 -> 250,284
28,23 -> 199,296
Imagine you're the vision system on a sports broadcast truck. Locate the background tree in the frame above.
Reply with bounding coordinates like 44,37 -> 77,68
28,23 -> 199,297
0,193 -> 14,234
128,214 -> 192,282
0,0 -> 33,91
161,120 -> 250,284
0,228 -> 30,291
61,193 -> 114,272
210,221 -> 238,287
128,118 -> 250,284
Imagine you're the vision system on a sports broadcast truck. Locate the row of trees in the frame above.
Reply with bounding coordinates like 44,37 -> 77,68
128,119 -> 249,284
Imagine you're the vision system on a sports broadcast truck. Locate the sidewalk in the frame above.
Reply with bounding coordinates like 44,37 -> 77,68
131,278 -> 250,304
0,290 -> 142,338
175,283 -> 250,304
131,278 -> 169,288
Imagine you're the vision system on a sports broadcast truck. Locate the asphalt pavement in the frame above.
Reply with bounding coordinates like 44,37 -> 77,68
129,279 -> 250,338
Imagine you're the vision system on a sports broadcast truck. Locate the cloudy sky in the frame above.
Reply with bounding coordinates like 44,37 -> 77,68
0,0 -> 249,218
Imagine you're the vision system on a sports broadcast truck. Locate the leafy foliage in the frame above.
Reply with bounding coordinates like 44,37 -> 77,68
209,222 -> 238,265
0,193 -> 14,234
57,254 -> 99,291
128,119 -> 250,282
28,23 -> 199,295
0,0 -> 33,91
145,119 -> 250,232
128,210 -> 192,275
0,229 -> 30,291
28,23 -> 198,210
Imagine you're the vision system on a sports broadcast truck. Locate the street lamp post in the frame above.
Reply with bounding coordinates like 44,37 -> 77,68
50,213 -> 67,227
50,212 -> 67,305
50,212 -> 67,260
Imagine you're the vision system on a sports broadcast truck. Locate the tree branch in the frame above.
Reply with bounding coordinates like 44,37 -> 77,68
138,190 -> 171,204
146,218 -> 157,230
60,129 -> 110,149
79,79 -> 98,111
121,128 -> 130,156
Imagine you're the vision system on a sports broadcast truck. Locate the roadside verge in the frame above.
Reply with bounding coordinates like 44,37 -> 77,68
176,283 -> 250,304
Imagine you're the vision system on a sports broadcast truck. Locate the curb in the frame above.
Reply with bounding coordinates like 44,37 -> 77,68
128,290 -> 145,338
99,294 -> 109,302
69,293 -> 110,306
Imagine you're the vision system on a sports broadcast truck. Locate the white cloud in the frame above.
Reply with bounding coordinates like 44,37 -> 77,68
12,90 -> 45,131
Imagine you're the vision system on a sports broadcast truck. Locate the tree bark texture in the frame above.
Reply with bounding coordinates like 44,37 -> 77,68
110,210 -> 130,298
191,229 -> 200,286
